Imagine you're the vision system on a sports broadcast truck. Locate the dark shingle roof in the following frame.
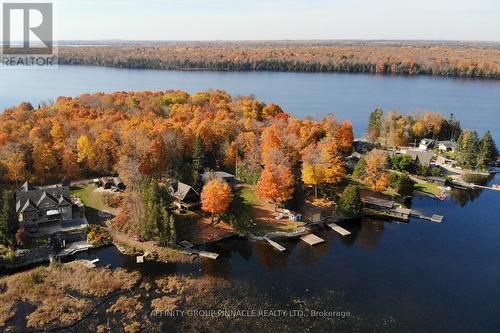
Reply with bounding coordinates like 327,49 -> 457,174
16,182 -> 73,213
169,181 -> 199,201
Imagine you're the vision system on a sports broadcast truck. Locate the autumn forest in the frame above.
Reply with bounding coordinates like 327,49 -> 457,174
58,41 -> 500,79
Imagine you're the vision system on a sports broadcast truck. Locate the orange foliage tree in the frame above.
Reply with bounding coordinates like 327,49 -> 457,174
256,164 -> 295,210
201,178 -> 233,223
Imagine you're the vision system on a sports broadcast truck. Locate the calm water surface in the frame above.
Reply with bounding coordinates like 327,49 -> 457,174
2,66 -> 499,331
1,66 -> 499,141
76,174 -> 500,332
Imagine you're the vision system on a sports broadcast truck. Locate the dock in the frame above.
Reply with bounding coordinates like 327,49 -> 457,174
300,234 -> 325,246
410,210 -> 444,223
198,251 -> 219,259
78,259 -> 99,268
179,240 -> 194,248
327,223 -> 351,236
263,237 -> 286,252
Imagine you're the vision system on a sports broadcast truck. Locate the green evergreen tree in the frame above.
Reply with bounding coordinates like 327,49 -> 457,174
157,198 -> 169,246
367,108 -> 383,142
169,215 -> 177,245
439,113 -> 462,141
192,136 -> 205,189
390,173 -> 415,196
337,185 -> 363,218
477,131 -> 498,170
456,130 -> 479,170
0,190 -> 15,246
353,158 -> 367,179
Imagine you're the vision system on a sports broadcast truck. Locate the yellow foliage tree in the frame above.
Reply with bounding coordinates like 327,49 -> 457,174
76,135 -> 96,167
364,150 -> 390,192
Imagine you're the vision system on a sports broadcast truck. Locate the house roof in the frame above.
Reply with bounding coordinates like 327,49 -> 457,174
420,138 -> 435,145
169,181 -> 199,201
37,191 -> 58,206
16,184 -> 74,213
437,141 -> 457,149
201,171 -> 235,183
19,181 -> 36,192
362,196 -> 394,209
20,199 -> 38,213
427,176 -> 447,183
406,150 -> 433,166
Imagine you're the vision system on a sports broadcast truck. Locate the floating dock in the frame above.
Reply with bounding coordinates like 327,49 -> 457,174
198,251 -> 219,259
263,237 -> 286,252
300,234 -> 325,246
327,223 -> 351,236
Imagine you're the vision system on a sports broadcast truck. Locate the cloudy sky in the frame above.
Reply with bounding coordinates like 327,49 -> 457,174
55,0 -> 499,41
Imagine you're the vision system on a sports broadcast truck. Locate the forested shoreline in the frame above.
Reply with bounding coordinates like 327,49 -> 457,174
57,41 -> 500,79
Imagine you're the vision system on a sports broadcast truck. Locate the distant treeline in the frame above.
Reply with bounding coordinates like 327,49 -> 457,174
57,42 -> 500,79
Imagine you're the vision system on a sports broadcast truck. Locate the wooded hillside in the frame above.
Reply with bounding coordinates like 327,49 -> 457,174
58,41 -> 500,79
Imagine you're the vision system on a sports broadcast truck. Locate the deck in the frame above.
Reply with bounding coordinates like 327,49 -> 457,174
327,223 -> 351,236
264,237 -> 286,252
198,251 -> 219,259
300,234 -> 325,246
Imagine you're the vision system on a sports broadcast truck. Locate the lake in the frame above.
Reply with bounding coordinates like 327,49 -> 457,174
74,173 -> 500,332
2,66 -> 500,331
1,66 -> 499,142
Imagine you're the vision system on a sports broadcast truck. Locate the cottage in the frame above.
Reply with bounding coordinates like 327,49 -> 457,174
300,203 -> 322,223
418,138 -> 435,151
16,182 -> 81,229
168,181 -> 200,210
201,171 -> 236,185
437,141 -> 457,152
406,149 -> 433,167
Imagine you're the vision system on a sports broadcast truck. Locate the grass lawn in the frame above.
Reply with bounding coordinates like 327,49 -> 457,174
71,184 -> 116,224
235,186 -> 299,236
343,175 -> 368,189
240,186 -> 259,205
414,182 -> 441,196
71,184 -> 108,211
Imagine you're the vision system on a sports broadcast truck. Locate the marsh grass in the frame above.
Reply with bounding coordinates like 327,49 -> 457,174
0,262 -> 140,329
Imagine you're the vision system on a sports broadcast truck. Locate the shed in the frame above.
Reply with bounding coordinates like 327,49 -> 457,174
362,196 -> 394,210
427,176 -> 449,186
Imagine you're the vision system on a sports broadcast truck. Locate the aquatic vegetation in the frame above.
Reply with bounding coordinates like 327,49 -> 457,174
0,262 -> 140,329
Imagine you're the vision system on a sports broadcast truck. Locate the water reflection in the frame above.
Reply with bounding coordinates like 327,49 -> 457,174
347,219 -> 386,251
449,188 -> 484,207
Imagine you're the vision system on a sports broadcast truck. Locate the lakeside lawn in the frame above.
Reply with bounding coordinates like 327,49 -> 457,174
236,186 -> 300,236
413,182 -> 441,196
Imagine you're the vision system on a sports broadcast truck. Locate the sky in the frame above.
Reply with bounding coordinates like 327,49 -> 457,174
52,0 -> 500,41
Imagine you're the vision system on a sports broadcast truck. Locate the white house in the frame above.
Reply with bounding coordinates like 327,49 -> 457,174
418,138 -> 435,151
437,141 -> 457,152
